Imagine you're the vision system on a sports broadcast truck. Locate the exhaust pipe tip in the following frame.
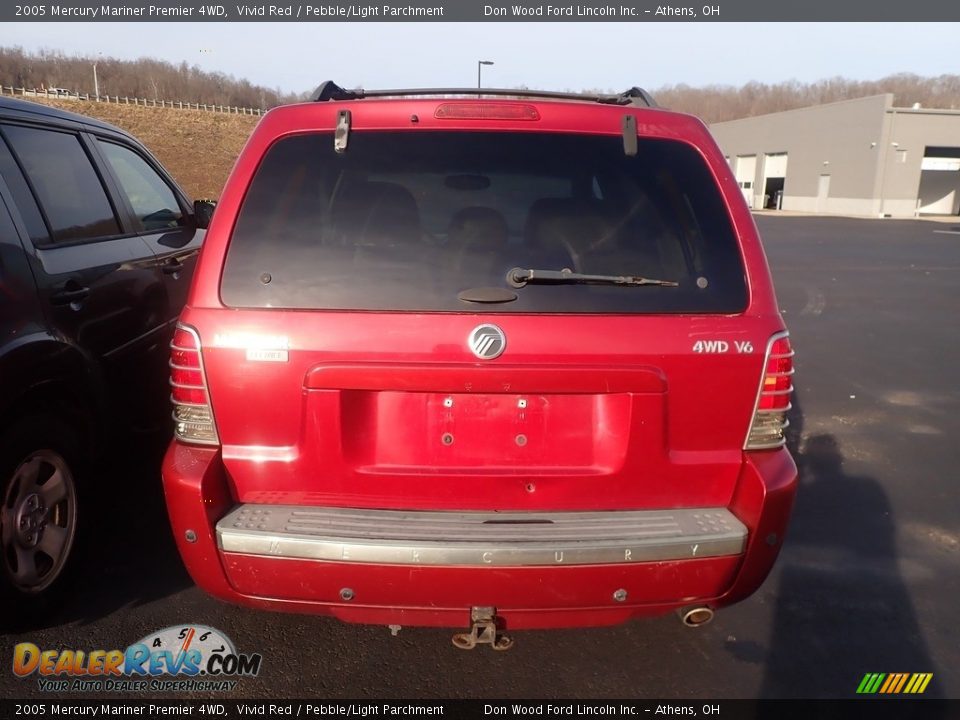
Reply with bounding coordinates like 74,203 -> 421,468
680,606 -> 715,628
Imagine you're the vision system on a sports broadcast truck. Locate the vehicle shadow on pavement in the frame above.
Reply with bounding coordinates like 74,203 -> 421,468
756,398 -> 943,699
6,429 -> 192,633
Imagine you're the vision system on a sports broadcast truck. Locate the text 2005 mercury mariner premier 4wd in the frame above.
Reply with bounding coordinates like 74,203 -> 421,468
161,82 -> 797,650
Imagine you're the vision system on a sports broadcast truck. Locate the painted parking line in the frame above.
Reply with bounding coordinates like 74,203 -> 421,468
933,229 -> 960,234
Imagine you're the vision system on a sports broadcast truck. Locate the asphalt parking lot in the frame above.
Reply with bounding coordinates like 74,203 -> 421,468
3,215 -> 958,700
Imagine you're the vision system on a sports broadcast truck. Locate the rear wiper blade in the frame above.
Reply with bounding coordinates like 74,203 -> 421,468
507,266 -> 679,288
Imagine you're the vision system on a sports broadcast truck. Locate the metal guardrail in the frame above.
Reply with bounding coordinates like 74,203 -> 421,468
0,86 -> 264,116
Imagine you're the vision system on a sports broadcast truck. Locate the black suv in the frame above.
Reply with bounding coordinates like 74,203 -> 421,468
0,97 -> 208,613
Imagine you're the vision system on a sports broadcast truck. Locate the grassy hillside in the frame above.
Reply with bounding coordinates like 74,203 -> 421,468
21,97 -> 258,199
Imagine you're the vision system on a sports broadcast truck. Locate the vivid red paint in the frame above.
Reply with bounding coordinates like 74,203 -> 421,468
161,96 -> 797,630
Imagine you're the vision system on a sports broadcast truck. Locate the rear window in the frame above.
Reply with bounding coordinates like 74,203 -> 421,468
222,131 -> 747,313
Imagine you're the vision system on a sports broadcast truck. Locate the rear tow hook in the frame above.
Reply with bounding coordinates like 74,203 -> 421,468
452,606 -> 514,651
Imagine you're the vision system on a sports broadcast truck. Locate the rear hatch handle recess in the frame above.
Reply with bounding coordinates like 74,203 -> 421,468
508,266 -> 679,288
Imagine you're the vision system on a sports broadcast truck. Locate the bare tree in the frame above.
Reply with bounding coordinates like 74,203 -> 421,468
0,46 -> 300,109
3,46 -> 960,119
654,73 -> 960,122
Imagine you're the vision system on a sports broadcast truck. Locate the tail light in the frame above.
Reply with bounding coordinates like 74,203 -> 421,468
169,324 -> 219,445
745,332 -> 794,450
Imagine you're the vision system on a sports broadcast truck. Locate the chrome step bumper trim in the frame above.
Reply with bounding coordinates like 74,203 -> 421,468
216,505 -> 747,567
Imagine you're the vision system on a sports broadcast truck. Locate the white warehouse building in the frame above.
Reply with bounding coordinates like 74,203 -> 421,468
709,94 -> 960,218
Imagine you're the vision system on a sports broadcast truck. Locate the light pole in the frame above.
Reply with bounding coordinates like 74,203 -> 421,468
477,60 -> 494,89
92,52 -> 102,100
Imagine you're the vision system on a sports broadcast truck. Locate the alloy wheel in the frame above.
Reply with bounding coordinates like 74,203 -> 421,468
1,450 -> 78,593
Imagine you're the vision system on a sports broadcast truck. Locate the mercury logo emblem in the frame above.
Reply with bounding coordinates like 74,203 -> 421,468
468,324 -> 506,360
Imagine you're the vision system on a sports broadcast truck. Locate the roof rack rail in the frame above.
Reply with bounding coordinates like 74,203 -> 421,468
310,81 -> 657,108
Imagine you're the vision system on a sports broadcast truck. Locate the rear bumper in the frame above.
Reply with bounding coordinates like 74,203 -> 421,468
162,443 -> 797,629
217,505 -> 748,566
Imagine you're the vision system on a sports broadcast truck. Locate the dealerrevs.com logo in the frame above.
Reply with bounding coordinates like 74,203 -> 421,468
13,625 -> 261,692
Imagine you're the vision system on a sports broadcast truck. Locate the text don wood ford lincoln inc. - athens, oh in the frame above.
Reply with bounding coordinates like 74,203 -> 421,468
483,5 -> 718,17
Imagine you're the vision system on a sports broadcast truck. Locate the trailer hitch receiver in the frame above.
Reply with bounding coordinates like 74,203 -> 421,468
452,606 -> 513,651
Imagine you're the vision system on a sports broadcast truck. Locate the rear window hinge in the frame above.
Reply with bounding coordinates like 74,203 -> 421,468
622,114 -> 637,156
335,109 -> 351,153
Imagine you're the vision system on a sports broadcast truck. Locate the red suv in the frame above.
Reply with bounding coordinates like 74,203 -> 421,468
162,83 -> 797,647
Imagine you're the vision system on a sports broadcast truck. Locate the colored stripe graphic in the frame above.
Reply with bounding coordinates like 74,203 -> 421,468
858,673 -> 883,694
911,673 -> 933,694
857,673 -> 932,694
879,674 -> 896,693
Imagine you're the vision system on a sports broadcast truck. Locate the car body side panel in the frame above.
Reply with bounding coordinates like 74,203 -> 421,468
0,173 -> 105,436
1,115 -> 188,428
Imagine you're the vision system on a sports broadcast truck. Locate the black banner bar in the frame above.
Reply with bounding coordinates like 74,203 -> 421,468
0,700 -> 952,720
4,0 -> 960,22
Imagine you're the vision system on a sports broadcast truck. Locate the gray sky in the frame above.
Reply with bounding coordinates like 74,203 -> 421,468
9,23 -> 958,94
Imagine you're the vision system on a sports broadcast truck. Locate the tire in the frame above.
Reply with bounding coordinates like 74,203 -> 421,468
0,416 -> 85,626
